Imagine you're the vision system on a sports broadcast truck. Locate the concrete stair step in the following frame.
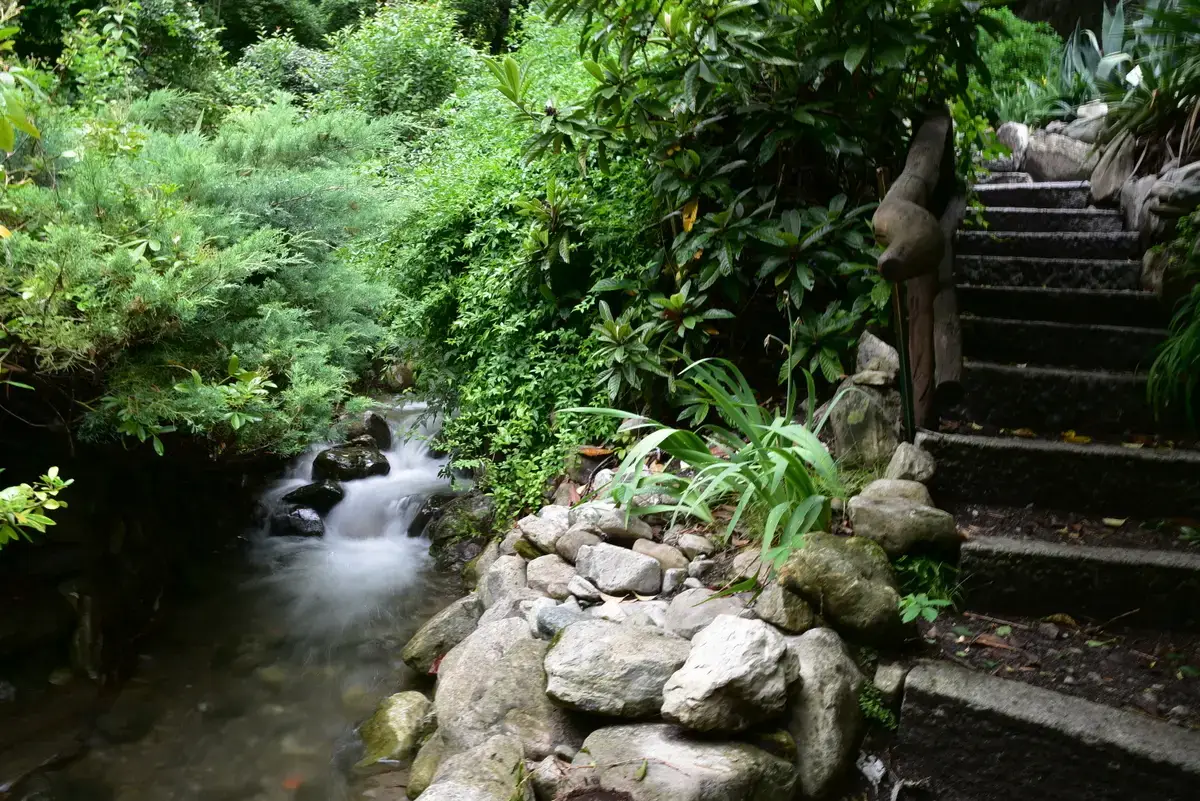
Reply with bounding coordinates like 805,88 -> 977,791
974,180 -> 1091,209
956,230 -> 1140,259
978,206 -> 1124,233
956,361 -> 1155,436
915,429 -> 1200,518
896,662 -> 1200,801
955,255 -> 1141,290
957,285 -> 1165,327
960,536 -> 1200,630
961,316 -> 1164,371
977,171 -> 1033,185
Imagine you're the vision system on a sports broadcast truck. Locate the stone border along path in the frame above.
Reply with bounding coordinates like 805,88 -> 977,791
889,177 -> 1200,800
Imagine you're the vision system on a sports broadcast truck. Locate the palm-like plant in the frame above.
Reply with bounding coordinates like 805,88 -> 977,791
567,358 -> 845,569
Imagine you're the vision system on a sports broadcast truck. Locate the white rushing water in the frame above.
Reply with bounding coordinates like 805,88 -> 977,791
254,404 -> 454,641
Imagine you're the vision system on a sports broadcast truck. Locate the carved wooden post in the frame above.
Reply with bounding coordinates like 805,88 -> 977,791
872,112 -> 956,435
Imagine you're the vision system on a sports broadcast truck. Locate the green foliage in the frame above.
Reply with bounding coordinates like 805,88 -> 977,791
136,0 -> 225,92
893,553 -> 961,603
446,0 -> 512,51
1061,0 -> 1133,96
1,2 -> 43,152
0,466 -> 72,549
205,0 -> 326,54
311,1 -> 465,118
1,98 -> 398,456
224,30 -> 328,104
899,592 -> 951,623
858,682 -> 897,730
571,358 -> 843,568
1148,215 -> 1200,427
58,1 -> 141,105
977,6 -> 1063,91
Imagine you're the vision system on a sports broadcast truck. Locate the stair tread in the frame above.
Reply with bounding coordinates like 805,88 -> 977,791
978,206 -> 1121,216
957,230 -> 1139,241
961,314 -> 1166,336
958,284 -> 1156,299
975,180 -> 1091,191
964,358 -> 1146,381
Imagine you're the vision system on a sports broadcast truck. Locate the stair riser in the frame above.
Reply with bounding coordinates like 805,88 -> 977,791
956,256 -> 1140,290
915,431 -> 1200,518
955,364 -> 1155,436
980,209 -> 1124,233
958,286 -> 1165,327
961,317 -> 1163,371
896,663 -> 1200,801
957,231 -> 1140,260
975,182 -> 1090,209
961,538 -> 1200,630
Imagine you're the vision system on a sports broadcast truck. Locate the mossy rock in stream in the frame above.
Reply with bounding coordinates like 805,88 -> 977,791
354,691 -> 436,774
406,729 -> 446,799
422,492 -> 496,571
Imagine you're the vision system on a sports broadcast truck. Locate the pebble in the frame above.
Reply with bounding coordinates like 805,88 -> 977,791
687,558 -> 716,580
567,575 -> 601,603
1036,622 -> 1060,639
1167,704 -> 1190,722
662,568 -> 686,595
683,577 -> 703,589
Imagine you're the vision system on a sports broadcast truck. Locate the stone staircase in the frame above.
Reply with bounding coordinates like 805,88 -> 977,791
892,178 -> 1200,800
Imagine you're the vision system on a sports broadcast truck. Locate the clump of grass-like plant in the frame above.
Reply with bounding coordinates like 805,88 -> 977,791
567,358 -> 845,569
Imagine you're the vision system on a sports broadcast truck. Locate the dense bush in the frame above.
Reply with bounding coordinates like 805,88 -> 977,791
978,7 -> 1063,91
224,30 -> 329,104
1,99 -> 398,456
204,0 -> 326,54
311,1 -> 465,117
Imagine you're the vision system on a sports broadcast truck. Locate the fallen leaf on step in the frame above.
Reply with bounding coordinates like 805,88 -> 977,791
1102,518 -> 1127,528
1061,430 -> 1092,444
578,445 -> 613,457
1043,613 -> 1078,627
1121,442 -> 1145,449
1010,427 -> 1036,438
969,422 -> 984,431
599,592 -> 630,604
973,633 -> 1019,650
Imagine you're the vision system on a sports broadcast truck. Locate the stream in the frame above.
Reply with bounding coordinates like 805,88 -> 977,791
1,405 -> 461,801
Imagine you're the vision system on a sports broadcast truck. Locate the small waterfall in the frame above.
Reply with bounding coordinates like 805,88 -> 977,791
253,403 -> 455,642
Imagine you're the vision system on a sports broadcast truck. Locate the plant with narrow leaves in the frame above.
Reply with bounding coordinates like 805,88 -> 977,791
0,2 -> 41,153
568,357 -> 845,568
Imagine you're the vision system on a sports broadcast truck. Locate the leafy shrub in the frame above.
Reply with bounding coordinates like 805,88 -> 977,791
319,0 -> 373,32
312,1 -> 465,118
446,0 -> 513,51
0,466 -> 72,550
137,0 -> 225,92
224,30 -> 330,105
978,7 -> 1063,91
1,99 -> 398,456
205,0 -> 326,54
576,358 -> 843,568
1148,215 -> 1200,427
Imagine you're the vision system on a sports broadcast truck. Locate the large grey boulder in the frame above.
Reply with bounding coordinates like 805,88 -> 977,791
1091,131 -> 1138,203
545,620 -> 690,718
665,587 -> 747,639
534,603 -> 589,639
785,629 -> 865,799
996,121 -> 1030,169
477,588 -> 550,628
632,540 -> 689,572
345,410 -> 392,450
661,615 -> 795,732
855,332 -> 900,382
480,555 -> 527,609
418,734 -> 532,801
435,619 -> 581,760
860,478 -> 933,505
778,533 -> 908,646
526,554 -> 575,599
1024,131 -> 1098,182
555,525 -> 603,564
402,594 -> 483,675
517,513 -> 569,554
828,383 -> 902,467
569,501 -> 654,542
1150,161 -> 1200,216
848,496 -> 960,558
566,723 -> 797,801
884,442 -> 936,483
407,730 -> 445,799
576,543 -> 662,595
1122,173 -> 1159,235
312,444 -> 390,481
754,583 -> 819,634
355,691 -> 435,773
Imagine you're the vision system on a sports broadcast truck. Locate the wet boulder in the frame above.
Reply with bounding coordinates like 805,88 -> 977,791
407,730 -> 445,798
423,492 -> 495,547
355,691 -> 436,773
281,480 -> 344,515
345,410 -> 392,450
402,594 -> 484,675
312,445 -> 390,482
778,533 -> 908,646
269,506 -> 324,538
544,620 -> 690,718
565,723 -> 797,801
435,618 -> 581,760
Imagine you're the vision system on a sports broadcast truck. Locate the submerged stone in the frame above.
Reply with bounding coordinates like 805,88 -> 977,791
269,506 -> 324,538
281,480 -> 344,515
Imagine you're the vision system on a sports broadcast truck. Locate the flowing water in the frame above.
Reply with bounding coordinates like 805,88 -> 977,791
4,405 -> 461,801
